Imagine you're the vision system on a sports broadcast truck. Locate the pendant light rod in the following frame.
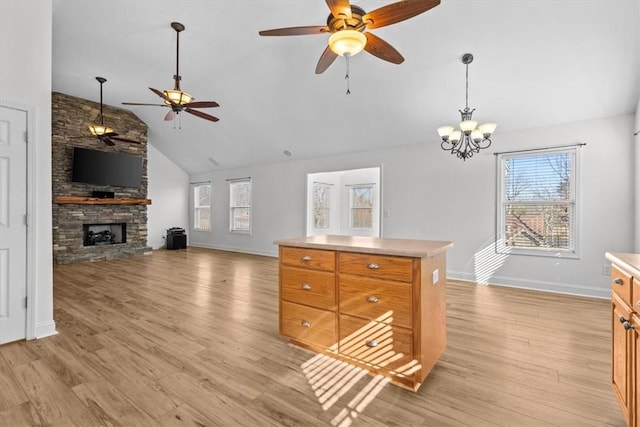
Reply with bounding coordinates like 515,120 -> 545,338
95,76 -> 106,125
171,22 -> 185,91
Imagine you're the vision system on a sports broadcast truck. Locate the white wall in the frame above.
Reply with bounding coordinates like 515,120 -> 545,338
147,144 -> 189,249
635,96 -> 640,252
0,1 -> 55,337
190,114 -> 635,298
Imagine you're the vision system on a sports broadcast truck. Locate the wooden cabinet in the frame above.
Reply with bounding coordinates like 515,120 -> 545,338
607,252 -> 640,426
277,236 -> 452,391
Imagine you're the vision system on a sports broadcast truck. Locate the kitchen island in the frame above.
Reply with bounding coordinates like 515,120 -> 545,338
275,235 -> 453,391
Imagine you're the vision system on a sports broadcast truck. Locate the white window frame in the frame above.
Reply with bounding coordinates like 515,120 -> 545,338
496,147 -> 580,258
193,183 -> 212,232
229,178 -> 251,234
349,184 -> 375,230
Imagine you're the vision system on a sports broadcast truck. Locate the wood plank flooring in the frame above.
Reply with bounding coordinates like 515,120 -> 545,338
0,247 -> 626,426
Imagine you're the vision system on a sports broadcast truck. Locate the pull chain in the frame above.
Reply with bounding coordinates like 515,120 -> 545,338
345,53 -> 351,95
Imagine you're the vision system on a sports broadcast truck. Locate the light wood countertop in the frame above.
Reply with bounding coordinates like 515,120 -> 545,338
274,235 -> 453,258
606,252 -> 640,278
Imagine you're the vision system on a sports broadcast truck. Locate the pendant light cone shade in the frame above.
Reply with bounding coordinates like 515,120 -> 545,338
88,125 -> 113,136
437,126 -> 454,138
329,30 -> 367,56
479,122 -> 497,135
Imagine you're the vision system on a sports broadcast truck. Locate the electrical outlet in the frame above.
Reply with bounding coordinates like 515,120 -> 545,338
602,264 -> 611,276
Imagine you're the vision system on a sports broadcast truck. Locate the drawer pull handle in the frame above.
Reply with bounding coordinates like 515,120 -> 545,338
367,295 -> 379,303
367,263 -> 380,270
301,255 -> 312,261
625,322 -> 635,331
613,278 -> 623,286
619,316 -> 629,324
301,283 -> 312,291
301,321 -> 311,328
365,340 -> 379,348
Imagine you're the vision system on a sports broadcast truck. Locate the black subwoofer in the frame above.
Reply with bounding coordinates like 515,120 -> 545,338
166,228 -> 186,250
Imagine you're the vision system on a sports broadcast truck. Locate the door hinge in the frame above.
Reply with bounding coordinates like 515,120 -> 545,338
24,130 -> 28,143
25,296 -> 28,309
24,214 -> 29,227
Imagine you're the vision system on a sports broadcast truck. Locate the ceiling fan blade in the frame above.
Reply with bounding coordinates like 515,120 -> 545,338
315,45 -> 339,74
185,108 -> 220,122
122,102 -> 166,107
102,137 -> 116,146
363,0 -> 440,30
364,32 -> 405,64
326,0 -> 352,19
149,87 -> 174,104
110,136 -> 141,144
185,101 -> 220,108
259,26 -> 329,36
164,110 -> 176,121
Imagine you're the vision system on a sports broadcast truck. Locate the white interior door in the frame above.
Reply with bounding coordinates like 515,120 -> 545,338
0,106 -> 28,344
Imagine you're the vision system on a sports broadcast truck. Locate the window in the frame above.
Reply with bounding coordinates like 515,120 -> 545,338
350,185 -> 374,229
193,183 -> 211,231
313,183 -> 331,229
229,178 -> 251,233
497,147 -> 579,257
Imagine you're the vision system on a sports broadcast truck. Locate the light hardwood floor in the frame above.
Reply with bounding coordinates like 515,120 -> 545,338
0,247 -> 626,426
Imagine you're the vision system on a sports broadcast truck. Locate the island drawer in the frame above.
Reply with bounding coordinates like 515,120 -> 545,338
339,252 -> 414,282
281,266 -> 336,310
612,265 -> 633,307
280,246 -> 335,272
339,314 -> 413,372
281,301 -> 336,348
339,274 -> 412,329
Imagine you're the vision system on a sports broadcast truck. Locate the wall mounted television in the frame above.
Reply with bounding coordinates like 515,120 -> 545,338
71,147 -> 143,188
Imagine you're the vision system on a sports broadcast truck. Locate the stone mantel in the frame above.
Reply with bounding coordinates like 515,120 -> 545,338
54,196 -> 152,205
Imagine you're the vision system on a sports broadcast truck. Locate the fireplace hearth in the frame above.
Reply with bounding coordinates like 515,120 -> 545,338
83,223 -> 126,246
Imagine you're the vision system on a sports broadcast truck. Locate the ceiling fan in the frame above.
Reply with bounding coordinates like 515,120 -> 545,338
85,76 -> 142,146
259,0 -> 440,74
123,22 -> 220,123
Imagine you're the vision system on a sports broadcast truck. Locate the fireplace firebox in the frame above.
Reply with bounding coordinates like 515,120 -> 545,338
83,223 -> 126,246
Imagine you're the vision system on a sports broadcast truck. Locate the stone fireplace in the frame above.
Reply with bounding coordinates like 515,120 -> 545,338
52,92 -> 152,264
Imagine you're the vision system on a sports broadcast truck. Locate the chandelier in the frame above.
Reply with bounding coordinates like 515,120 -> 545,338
437,53 -> 496,161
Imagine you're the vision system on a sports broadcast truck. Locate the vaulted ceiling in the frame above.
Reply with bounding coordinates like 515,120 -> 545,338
52,0 -> 640,174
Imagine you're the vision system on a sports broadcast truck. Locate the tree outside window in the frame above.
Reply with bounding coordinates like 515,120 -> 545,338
498,148 -> 578,256
313,184 -> 330,229
350,185 -> 373,229
193,184 -> 211,231
230,179 -> 251,233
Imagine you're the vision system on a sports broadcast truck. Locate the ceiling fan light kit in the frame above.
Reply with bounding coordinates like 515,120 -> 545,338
438,53 -> 497,161
328,30 -> 366,56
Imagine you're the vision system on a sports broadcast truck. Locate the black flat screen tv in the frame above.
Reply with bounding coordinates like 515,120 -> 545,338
71,147 -> 143,188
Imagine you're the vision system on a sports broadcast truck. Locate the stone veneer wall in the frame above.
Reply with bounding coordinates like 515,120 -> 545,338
52,92 -> 152,264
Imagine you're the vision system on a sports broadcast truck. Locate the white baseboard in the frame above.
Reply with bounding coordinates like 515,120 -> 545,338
34,320 -> 58,339
447,270 -> 610,299
188,243 -> 278,258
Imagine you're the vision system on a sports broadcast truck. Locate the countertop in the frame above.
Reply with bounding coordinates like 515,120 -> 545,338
606,252 -> 640,278
274,235 -> 453,258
